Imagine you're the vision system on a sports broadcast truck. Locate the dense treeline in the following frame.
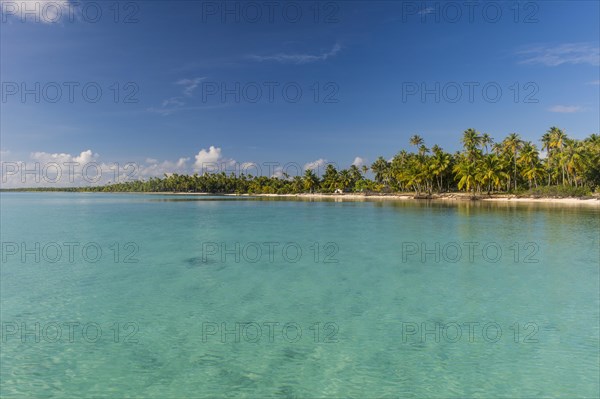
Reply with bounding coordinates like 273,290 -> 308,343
5,128 -> 600,196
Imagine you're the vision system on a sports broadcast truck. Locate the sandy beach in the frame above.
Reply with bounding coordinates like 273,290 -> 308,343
215,192 -> 600,205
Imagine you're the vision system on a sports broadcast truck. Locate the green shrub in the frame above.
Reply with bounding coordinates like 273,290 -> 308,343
521,185 -> 592,198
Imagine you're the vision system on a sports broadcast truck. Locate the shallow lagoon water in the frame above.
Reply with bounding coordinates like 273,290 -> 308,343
1,192 -> 599,398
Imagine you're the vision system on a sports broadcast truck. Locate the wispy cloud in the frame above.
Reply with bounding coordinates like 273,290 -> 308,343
176,77 -> 205,96
418,7 -> 434,15
248,44 -> 341,64
147,103 -> 229,116
148,77 -> 208,115
517,43 -> 600,66
548,105 -> 585,113
587,80 -> 600,85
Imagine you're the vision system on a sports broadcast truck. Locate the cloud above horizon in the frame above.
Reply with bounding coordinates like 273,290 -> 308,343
352,157 -> 366,168
304,158 -> 328,171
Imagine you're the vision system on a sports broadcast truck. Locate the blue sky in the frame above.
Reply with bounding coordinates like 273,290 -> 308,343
1,0 -> 599,183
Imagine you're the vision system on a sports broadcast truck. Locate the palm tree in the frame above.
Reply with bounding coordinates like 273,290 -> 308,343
303,169 -> 319,193
430,145 -> 451,192
477,154 -> 507,194
409,135 -> 424,148
370,157 -> 391,185
518,142 -> 544,188
453,155 -> 478,194
321,164 -> 339,192
563,139 -> 585,187
461,128 -> 482,161
548,127 -> 567,185
481,133 -> 493,154
338,169 -> 353,191
502,133 -> 523,191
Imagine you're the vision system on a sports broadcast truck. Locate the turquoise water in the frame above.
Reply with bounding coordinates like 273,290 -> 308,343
1,192 -> 599,398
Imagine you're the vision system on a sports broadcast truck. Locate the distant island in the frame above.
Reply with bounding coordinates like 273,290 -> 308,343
4,128 -> 600,199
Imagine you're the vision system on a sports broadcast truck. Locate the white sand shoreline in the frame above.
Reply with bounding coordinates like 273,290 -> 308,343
133,191 -> 600,206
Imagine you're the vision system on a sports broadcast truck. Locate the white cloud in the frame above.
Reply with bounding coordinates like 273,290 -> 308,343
304,158 -> 327,171
162,97 -> 184,107
136,158 -> 189,178
271,166 -> 285,179
31,149 -> 97,164
352,157 -> 366,167
548,105 -> 585,113
587,80 -> 600,85
249,44 -> 341,64
176,77 -> 205,96
193,146 -> 236,172
194,146 -> 222,166
517,43 -> 600,67
418,7 -> 434,15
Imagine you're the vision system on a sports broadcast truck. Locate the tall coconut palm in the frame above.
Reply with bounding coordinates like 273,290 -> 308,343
548,127 -> 567,185
563,139 -> 585,187
518,142 -> 542,188
430,145 -> 451,192
481,133 -> 493,154
502,133 -> 523,191
461,129 -> 482,159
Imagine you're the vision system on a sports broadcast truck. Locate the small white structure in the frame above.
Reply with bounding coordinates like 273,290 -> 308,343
334,189 -> 343,194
